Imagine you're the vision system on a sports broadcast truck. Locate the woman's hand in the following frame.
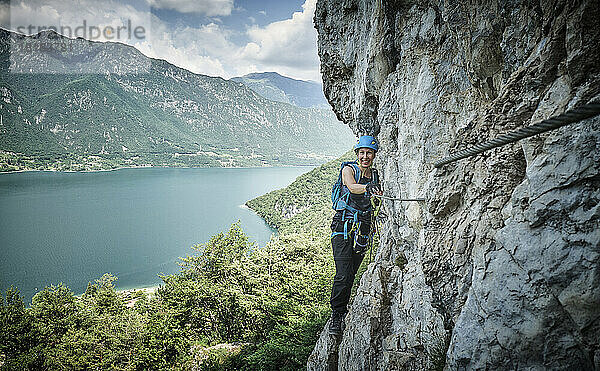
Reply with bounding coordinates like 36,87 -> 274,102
366,182 -> 382,196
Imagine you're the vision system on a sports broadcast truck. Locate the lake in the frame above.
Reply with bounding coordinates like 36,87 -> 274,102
0,167 -> 310,303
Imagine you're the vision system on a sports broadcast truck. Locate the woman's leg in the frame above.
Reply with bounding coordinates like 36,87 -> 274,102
330,234 -> 354,313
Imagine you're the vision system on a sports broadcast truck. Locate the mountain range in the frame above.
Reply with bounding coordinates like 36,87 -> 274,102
231,72 -> 329,108
0,28 -> 353,171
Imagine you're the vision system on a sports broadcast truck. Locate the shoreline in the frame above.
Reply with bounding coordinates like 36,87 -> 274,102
0,163 -> 318,175
117,285 -> 160,295
73,284 -> 160,297
116,285 -> 160,308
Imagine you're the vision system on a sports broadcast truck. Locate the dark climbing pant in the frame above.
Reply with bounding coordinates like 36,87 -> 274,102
330,219 -> 368,313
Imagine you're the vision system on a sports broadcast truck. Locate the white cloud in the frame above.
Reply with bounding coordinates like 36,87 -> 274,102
3,0 -> 322,82
137,37 -> 227,77
239,0 -> 320,81
138,0 -> 321,81
7,0 -> 152,44
147,0 -> 234,16
136,21 -> 232,77
0,2 -> 9,28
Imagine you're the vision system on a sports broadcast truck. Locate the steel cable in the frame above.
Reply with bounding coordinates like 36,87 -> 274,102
434,102 -> 600,168
371,194 -> 425,202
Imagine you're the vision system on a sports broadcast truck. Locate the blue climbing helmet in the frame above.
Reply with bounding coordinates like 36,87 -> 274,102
354,135 -> 378,152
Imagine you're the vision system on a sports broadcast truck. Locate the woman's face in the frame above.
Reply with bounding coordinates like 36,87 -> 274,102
357,148 -> 375,168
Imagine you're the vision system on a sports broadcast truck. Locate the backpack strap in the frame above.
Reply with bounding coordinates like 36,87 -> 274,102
340,162 -> 362,203
346,162 -> 361,183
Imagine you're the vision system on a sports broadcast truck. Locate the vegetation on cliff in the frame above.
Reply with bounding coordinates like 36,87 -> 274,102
246,150 -> 354,234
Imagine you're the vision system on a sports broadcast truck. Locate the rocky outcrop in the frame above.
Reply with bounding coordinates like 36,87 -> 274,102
310,0 -> 599,370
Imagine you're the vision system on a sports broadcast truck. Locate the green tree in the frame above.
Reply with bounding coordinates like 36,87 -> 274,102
159,222 -> 335,370
160,222 -> 257,343
0,287 -> 44,369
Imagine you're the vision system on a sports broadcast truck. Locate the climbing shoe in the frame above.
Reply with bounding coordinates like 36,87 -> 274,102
329,311 -> 346,335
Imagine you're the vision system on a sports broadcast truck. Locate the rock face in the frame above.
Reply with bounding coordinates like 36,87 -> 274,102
309,0 -> 599,370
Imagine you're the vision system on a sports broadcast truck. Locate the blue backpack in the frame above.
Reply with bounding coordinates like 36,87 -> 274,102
331,161 -> 361,211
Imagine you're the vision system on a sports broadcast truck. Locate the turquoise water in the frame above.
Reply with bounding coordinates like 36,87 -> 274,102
0,167 -> 309,303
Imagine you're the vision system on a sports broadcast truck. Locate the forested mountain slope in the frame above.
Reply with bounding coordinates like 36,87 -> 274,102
0,29 -> 353,171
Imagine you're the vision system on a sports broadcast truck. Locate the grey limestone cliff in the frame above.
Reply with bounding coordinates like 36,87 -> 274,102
309,0 -> 599,370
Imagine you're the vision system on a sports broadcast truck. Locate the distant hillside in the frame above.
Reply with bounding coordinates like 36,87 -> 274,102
246,150 -> 355,234
0,29 -> 353,171
231,72 -> 329,108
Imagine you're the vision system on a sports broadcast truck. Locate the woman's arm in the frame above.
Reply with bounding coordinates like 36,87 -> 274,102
342,166 -> 367,194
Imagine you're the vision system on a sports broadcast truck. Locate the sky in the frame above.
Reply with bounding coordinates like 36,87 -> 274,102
0,0 -> 322,81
